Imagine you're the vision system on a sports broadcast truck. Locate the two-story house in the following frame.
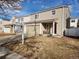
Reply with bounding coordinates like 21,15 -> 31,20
7,5 -> 70,37
23,5 -> 70,37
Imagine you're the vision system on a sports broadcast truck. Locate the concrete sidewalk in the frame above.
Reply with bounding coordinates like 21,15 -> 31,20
0,34 -> 27,59
0,47 -> 27,59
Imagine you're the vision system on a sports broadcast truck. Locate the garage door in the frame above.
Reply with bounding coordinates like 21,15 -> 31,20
26,25 -> 40,37
3,28 -> 10,33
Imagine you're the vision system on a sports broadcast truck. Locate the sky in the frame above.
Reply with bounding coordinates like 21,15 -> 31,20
16,0 -> 79,17
1,0 -> 79,20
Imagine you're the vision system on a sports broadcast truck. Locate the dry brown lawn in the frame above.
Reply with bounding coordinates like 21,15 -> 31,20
3,36 -> 79,59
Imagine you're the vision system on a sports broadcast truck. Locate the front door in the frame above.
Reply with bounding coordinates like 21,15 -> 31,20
43,23 -> 52,34
54,22 -> 57,34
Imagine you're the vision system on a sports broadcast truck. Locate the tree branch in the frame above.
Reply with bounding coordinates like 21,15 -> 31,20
0,0 -> 23,18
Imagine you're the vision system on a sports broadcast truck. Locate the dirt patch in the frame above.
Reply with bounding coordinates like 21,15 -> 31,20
2,36 -> 79,59
0,33 -> 16,37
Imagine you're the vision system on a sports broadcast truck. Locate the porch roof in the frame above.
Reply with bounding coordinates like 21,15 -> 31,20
25,19 -> 56,24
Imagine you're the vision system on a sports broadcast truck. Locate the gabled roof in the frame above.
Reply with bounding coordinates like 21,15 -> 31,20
15,5 -> 70,18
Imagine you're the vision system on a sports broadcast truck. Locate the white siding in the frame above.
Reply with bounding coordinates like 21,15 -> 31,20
70,19 -> 78,27
65,28 -> 79,37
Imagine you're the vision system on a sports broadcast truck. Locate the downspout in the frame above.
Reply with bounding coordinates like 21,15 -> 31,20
68,5 -> 71,28
34,17 -> 36,36
61,6 -> 65,36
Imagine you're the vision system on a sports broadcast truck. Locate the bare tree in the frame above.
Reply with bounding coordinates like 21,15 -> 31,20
0,0 -> 23,18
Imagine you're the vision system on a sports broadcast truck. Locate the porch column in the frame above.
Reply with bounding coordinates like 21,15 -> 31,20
40,23 -> 42,34
50,25 -> 53,35
13,25 -> 15,33
24,24 -> 27,34
52,22 -> 55,35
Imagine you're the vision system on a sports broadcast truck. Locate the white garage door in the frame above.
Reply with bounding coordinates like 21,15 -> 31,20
3,28 -> 10,33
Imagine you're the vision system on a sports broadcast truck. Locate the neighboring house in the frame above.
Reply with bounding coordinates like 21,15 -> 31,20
70,18 -> 79,28
64,18 -> 79,37
0,19 -> 11,33
11,16 -> 23,33
9,15 -> 34,33
7,5 -> 70,37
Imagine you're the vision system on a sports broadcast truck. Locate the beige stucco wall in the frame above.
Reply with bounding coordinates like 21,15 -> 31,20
28,7 -> 70,36
50,7 -> 70,36
23,16 -> 32,22
27,9 -> 56,22
25,23 -> 40,37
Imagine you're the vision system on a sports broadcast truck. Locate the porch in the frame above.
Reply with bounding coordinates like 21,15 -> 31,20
39,21 -> 58,36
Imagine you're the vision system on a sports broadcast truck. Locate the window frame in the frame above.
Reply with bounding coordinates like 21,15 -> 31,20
35,14 -> 39,19
52,10 -> 55,15
71,20 -> 75,22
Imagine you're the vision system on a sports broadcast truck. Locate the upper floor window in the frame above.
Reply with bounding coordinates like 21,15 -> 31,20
20,18 -> 23,22
17,18 -> 23,23
52,10 -> 55,15
18,18 -> 20,23
71,20 -> 75,22
35,14 -> 39,19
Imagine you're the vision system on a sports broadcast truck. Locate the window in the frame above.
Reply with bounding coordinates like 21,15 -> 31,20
20,18 -> 23,23
21,18 -> 23,22
71,20 -> 75,22
18,18 -> 20,23
35,14 -> 39,19
18,18 -> 23,23
52,10 -> 55,15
